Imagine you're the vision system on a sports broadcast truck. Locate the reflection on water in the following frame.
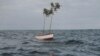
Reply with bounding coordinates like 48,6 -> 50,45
0,30 -> 100,56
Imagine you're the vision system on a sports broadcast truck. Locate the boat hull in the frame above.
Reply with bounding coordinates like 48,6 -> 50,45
35,34 -> 54,40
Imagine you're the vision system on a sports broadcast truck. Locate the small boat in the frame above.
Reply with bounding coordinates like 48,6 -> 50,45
35,34 -> 54,40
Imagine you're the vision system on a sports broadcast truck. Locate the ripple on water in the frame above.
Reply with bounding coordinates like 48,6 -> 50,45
90,47 -> 100,52
1,53 -> 13,56
65,54 -> 75,56
64,40 -> 84,45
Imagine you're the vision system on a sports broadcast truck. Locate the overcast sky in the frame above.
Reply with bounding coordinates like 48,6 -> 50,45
0,0 -> 100,30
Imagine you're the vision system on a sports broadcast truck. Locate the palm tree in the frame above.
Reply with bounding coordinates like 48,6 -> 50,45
49,8 -> 54,33
43,8 -> 49,34
49,2 -> 61,33
42,2 -> 61,34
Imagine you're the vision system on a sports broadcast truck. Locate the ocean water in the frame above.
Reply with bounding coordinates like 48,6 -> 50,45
0,30 -> 100,56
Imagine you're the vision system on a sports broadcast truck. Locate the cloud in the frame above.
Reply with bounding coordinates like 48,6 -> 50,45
0,0 -> 100,30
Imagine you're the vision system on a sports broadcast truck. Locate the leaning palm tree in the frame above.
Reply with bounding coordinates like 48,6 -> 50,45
48,2 -> 55,33
49,2 -> 61,33
43,8 -> 49,34
49,8 -> 54,33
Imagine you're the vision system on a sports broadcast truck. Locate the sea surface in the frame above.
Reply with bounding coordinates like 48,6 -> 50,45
0,29 -> 100,56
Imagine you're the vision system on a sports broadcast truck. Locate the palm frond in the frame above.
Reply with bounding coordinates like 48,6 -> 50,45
43,8 -> 49,17
49,8 -> 54,15
55,2 -> 60,9
51,2 -> 55,8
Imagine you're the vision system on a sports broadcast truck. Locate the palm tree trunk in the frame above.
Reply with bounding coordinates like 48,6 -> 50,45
49,15 -> 53,33
43,14 -> 46,34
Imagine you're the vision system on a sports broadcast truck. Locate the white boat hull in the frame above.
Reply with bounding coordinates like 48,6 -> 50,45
35,34 -> 54,40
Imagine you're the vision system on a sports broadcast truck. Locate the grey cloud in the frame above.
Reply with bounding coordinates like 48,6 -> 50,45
0,0 -> 100,30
